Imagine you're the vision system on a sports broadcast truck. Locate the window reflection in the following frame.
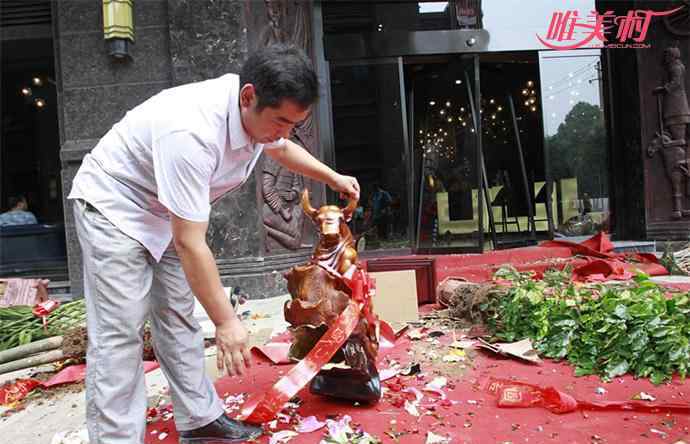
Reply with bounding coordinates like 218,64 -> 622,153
539,50 -> 610,237
418,2 -> 448,14
482,0 -> 597,52
408,58 -> 481,250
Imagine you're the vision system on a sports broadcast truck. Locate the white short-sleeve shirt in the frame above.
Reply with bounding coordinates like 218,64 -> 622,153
68,74 -> 285,261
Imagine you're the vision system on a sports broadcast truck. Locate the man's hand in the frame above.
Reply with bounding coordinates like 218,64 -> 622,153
330,174 -> 360,201
215,318 -> 253,376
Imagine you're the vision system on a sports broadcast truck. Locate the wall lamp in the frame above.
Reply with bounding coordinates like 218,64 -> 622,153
103,0 -> 135,60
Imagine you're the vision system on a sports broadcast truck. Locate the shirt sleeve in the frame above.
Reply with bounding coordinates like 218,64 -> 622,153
260,137 -> 287,151
152,131 -> 218,222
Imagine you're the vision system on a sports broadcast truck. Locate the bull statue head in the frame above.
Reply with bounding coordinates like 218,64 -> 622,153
301,189 -> 357,250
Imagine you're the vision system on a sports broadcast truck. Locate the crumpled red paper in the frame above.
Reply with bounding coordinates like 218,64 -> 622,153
0,361 -> 160,406
0,379 -> 42,405
542,232 -> 667,281
486,378 -> 690,414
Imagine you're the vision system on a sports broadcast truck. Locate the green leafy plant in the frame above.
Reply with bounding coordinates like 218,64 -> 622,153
483,267 -> 690,384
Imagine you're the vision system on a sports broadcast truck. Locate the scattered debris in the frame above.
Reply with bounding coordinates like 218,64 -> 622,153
269,430 -> 299,444
379,366 -> 399,381
442,349 -> 465,362
403,386 -> 424,402
649,428 -> 668,439
296,416 -> 326,433
407,329 -> 426,340
425,431 -> 452,443
475,338 -> 542,364
400,363 -> 421,376
426,377 -> 448,391
320,415 -> 380,444
50,428 -> 89,444
404,399 -> 421,416
632,391 -> 656,401
449,339 -> 476,349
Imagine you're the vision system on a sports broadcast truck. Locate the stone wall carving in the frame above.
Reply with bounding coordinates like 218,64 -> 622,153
647,45 -> 690,219
247,0 -> 319,253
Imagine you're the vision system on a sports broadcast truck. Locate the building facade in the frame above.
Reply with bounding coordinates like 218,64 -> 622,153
1,0 -> 689,297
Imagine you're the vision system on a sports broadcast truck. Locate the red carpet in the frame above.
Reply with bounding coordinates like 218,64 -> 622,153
146,330 -> 689,444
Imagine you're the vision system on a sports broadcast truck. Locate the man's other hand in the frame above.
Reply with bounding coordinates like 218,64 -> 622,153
215,318 -> 252,376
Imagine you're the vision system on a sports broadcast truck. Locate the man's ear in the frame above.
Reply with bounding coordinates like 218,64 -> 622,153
239,84 -> 256,108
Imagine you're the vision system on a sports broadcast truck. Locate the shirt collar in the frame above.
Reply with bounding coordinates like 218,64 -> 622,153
228,95 -> 251,151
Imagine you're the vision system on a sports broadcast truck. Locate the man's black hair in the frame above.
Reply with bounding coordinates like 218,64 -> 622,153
239,44 -> 318,110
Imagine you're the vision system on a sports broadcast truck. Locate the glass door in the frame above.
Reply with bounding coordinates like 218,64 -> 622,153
328,58 -> 412,252
406,55 -> 487,253
478,52 -> 543,248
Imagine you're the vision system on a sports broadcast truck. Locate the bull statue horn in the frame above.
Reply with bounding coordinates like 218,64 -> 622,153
342,196 -> 358,222
301,189 -> 318,219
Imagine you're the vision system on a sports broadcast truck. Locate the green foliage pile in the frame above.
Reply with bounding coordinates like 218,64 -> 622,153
482,267 -> 690,384
0,299 -> 86,351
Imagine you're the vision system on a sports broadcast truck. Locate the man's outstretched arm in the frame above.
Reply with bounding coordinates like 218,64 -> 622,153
170,214 -> 252,377
265,139 -> 360,200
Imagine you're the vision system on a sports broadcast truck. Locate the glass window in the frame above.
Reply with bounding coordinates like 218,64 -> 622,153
539,49 -> 610,237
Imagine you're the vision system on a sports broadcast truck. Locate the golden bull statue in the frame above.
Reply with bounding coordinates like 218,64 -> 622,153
283,189 -> 381,402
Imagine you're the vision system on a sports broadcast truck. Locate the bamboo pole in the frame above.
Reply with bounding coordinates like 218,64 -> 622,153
0,336 -> 63,365
0,349 -> 65,375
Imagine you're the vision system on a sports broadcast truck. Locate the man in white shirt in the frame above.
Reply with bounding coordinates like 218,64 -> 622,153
68,44 -> 359,444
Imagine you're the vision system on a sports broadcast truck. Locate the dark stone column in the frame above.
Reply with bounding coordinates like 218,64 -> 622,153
600,0 -> 646,240
55,0 -> 172,297
635,0 -> 690,239
601,0 -> 690,240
